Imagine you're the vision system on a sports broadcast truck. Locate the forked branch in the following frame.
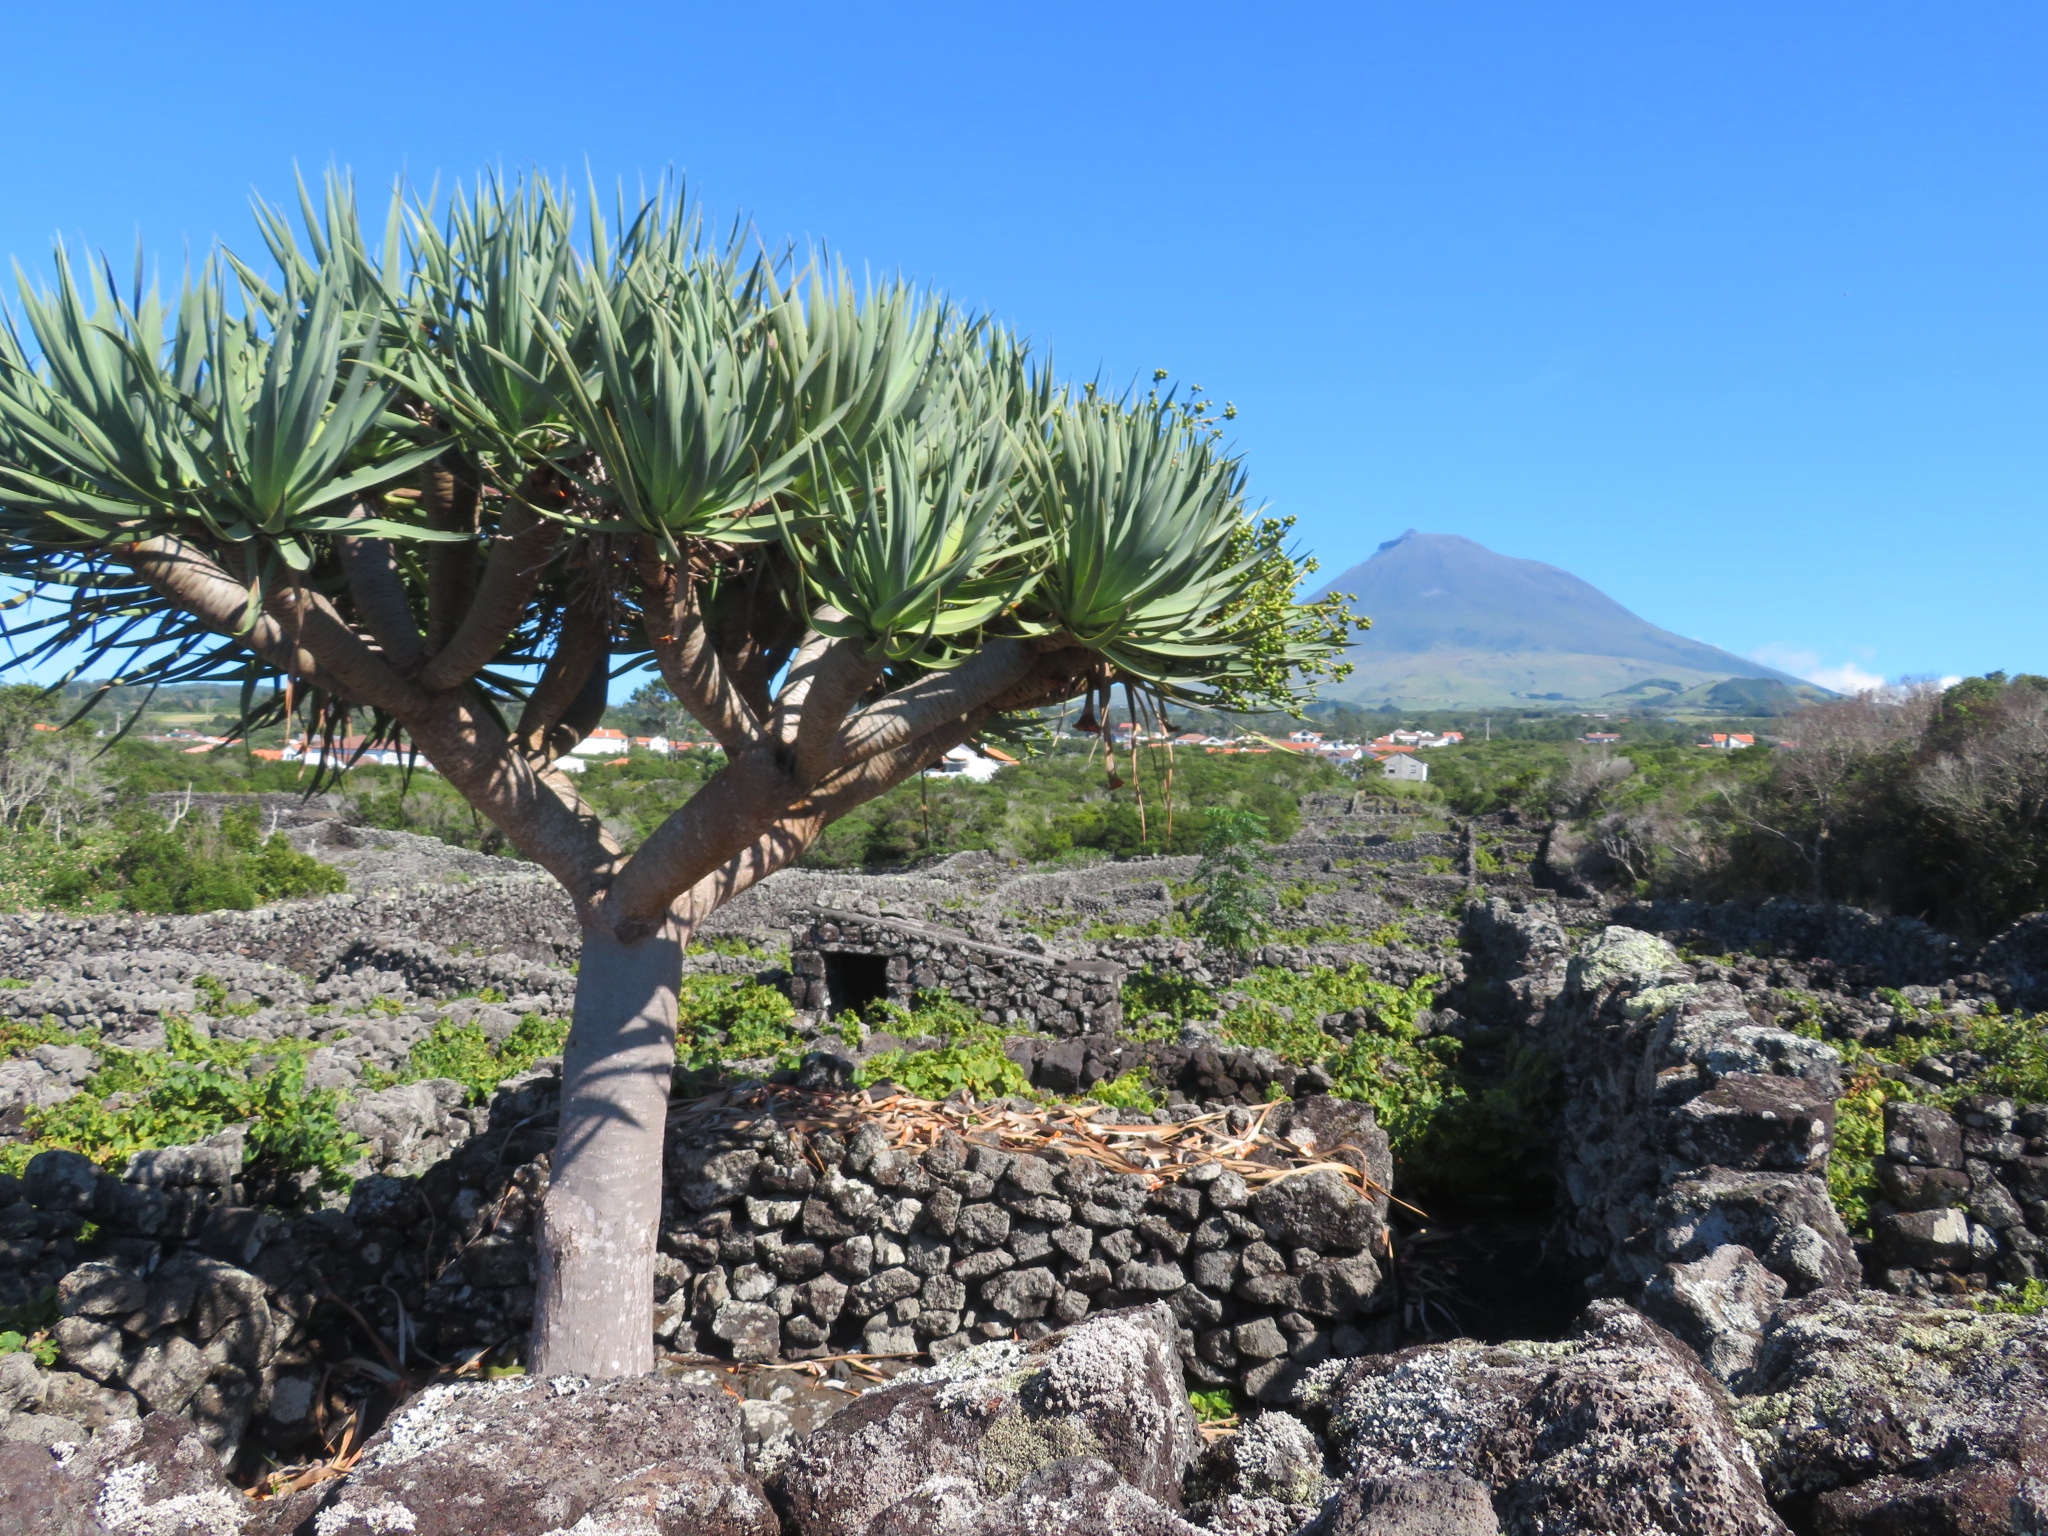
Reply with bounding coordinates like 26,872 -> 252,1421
418,498 -> 559,692
636,544 -> 762,756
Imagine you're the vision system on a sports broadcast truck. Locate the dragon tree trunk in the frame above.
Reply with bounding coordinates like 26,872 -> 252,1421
530,915 -> 689,1377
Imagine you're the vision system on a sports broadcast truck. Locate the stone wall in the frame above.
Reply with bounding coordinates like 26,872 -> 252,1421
1865,1095 -> 2048,1293
659,1095 -> 1397,1408
1,1066 -> 1398,1460
1616,895 -> 1965,987
1548,925 -> 1859,1386
0,874 -> 579,982
788,909 -> 1125,1036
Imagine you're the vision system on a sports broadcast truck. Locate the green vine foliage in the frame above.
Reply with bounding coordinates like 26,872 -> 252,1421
672,976 -> 808,1087
1117,962 -> 1561,1196
1,1017 -> 357,1193
1815,998 -> 2048,1234
393,1011 -> 572,1103
1087,1069 -> 1161,1115
0,1288 -> 60,1366
855,995 -> 1030,1102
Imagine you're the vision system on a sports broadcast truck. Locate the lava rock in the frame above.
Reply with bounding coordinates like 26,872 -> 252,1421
1639,1243 -> 1788,1390
1307,1301 -> 1786,1535
1884,1102 -> 1965,1170
1307,1470 -> 1503,1535
767,1303 -> 1200,1536
301,1375 -> 769,1536
1738,1290 -> 2048,1531
1246,1173 -> 1378,1254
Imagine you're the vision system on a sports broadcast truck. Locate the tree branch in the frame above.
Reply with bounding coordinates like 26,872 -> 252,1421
403,691 -> 616,906
636,542 -> 761,756
596,648 -> 1095,935
117,534 -> 418,714
705,552 -> 804,719
115,536 -> 328,684
423,450 -> 481,656
671,705 -> 995,927
259,582 -> 424,717
772,621 -> 881,784
827,639 -> 1039,767
517,599 -> 609,758
336,505 -> 426,673
418,498 -> 559,692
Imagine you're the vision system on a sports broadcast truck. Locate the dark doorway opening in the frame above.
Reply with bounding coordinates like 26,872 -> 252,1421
823,951 -> 890,1017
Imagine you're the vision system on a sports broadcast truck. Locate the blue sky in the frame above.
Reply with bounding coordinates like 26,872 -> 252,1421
3,1 -> 2042,691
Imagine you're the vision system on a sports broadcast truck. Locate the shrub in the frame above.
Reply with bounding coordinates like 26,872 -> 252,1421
43,808 -> 343,915
1190,809 -> 1276,957
400,1012 -> 571,1102
0,1289 -> 59,1367
673,975 -> 806,1083
854,993 -> 1029,1102
1088,1069 -> 1160,1114
3,1018 -> 358,1193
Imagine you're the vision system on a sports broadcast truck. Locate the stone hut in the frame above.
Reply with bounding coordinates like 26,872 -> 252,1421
788,909 -> 1125,1036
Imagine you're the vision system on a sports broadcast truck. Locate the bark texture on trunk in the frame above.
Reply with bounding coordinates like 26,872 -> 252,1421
531,917 -> 688,1378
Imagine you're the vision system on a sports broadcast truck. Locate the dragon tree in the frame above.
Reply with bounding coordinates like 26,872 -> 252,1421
0,172 -> 1358,1375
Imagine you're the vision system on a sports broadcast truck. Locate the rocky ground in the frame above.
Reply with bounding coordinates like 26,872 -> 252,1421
3,790 -> 2048,1534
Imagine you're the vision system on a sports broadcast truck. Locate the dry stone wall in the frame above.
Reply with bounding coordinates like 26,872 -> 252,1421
788,910 -> 1125,1036
2,1068 -> 1399,1463
1547,925 -> 1859,1387
659,1094 -> 1397,1406
1865,1095 -> 2048,1293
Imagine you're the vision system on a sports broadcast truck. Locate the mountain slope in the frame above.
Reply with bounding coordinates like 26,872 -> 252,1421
1308,531 -> 1821,709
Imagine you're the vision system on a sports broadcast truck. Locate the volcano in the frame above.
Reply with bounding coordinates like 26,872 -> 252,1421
1308,531 -> 1824,710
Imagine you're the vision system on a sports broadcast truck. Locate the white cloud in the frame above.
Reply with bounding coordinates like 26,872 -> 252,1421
1748,642 -> 1822,676
1749,643 -> 1887,696
1806,662 -> 1887,694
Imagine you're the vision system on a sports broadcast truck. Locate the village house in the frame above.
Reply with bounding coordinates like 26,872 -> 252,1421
570,727 -> 631,757
925,743 -> 1021,782
1381,751 -> 1429,782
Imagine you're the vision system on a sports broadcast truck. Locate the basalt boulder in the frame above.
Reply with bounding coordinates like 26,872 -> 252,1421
1734,1290 -> 2048,1534
767,1303 -> 1200,1536
299,1375 -> 774,1536
1301,1301 -> 1788,1536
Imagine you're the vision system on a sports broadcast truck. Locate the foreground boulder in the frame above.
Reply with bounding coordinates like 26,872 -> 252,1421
768,1303 -> 1200,1536
1735,1290 -> 2048,1534
0,1378 -> 776,1536
301,1374 -> 774,1536
0,1412 -> 253,1536
870,1456 -> 1213,1536
1299,1301 -> 1788,1535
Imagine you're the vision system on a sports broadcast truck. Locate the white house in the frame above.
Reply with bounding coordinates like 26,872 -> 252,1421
571,727 -> 631,757
1381,752 -> 1429,783
926,744 -> 1018,782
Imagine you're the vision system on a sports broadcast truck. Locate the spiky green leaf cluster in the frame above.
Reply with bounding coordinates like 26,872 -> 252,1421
0,169 -> 1360,717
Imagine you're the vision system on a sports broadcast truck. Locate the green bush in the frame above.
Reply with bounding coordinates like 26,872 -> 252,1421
854,994 -> 1029,1102
672,975 -> 807,1084
1819,1005 -> 2048,1235
398,1012 -> 572,1102
42,806 -> 343,915
1088,1069 -> 1160,1114
1190,810 -> 1276,957
1220,969 -> 1458,1154
1976,1278 -> 2048,1315
2,1018 -> 357,1193
0,1289 -> 59,1367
